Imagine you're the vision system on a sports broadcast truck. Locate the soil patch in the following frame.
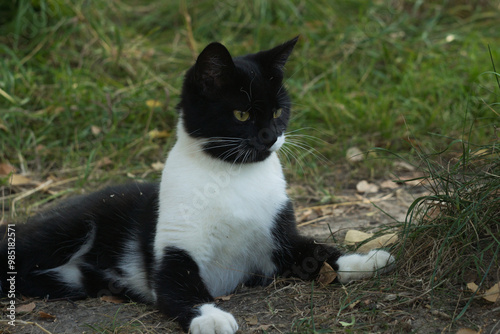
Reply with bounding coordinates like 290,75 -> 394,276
2,185 -> 499,333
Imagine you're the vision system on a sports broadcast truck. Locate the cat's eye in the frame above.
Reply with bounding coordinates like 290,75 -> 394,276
234,110 -> 250,122
273,108 -> 283,119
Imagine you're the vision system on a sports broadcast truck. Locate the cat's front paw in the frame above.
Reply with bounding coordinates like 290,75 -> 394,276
336,249 -> 395,283
190,304 -> 238,334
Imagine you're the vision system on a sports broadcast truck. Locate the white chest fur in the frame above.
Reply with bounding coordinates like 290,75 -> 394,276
154,123 -> 289,297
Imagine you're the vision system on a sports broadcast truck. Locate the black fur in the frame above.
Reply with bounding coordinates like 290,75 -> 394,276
180,38 -> 296,163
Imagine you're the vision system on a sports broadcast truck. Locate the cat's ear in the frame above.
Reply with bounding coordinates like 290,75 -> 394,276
260,36 -> 299,75
195,42 -> 235,93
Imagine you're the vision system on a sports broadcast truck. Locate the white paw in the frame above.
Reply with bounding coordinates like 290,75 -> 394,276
189,304 -> 238,334
336,249 -> 395,283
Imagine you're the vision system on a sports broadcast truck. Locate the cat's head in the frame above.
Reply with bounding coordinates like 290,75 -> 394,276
179,37 -> 298,163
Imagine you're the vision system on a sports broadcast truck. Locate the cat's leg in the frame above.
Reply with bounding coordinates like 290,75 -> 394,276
278,236 -> 395,283
154,247 -> 238,334
274,202 -> 395,284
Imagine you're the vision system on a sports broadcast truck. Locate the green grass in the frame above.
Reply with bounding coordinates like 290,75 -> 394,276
0,0 -> 499,218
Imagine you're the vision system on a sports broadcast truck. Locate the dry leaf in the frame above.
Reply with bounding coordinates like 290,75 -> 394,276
456,328 -> 480,334
380,180 -> 399,189
146,99 -> 162,108
0,163 -> 16,175
348,300 -> 360,309
16,302 -> 36,313
356,180 -> 379,194
9,174 -> 33,186
346,147 -> 363,162
151,161 -> 165,171
244,315 -> 259,326
148,129 -> 170,139
91,125 -> 102,135
38,311 -> 56,321
357,234 -> 398,253
96,157 -> 113,168
466,282 -> 480,293
466,281 -> 500,303
100,295 -> 126,304
483,282 -> 500,303
317,261 -> 337,286
344,230 -> 373,245
214,294 -> 232,301
344,230 -> 397,252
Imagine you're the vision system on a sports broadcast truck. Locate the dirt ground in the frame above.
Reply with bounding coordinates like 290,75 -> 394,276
1,183 -> 499,334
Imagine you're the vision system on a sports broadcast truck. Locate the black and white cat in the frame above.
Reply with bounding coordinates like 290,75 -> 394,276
0,37 -> 394,333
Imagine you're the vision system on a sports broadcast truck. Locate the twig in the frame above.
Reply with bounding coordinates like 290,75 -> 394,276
11,179 -> 53,216
296,193 -> 394,213
297,216 -> 329,227
296,193 -> 394,227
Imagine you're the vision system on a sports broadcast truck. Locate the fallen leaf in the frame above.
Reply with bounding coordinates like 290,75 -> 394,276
466,281 -> 500,303
146,99 -> 162,108
100,295 -> 126,304
151,161 -> 165,171
0,163 -> 16,175
317,261 -> 337,286
357,234 -> 398,253
348,300 -> 360,309
344,230 -> 373,244
456,328 -> 480,334
466,282 -> 480,293
96,157 -> 113,168
16,302 -> 36,313
483,282 -> 500,303
38,311 -> 56,320
148,129 -> 170,139
344,230 -> 397,252
214,294 -> 232,301
346,147 -> 363,162
91,125 -> 102,135
380,180 -> 399,189
244,315 -> 258,326
356,180 -> 379,194
9,174 -> 33,186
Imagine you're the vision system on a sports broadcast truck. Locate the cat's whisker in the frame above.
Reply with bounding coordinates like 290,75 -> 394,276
279,144 -> 306,175
283,138 -> 331,165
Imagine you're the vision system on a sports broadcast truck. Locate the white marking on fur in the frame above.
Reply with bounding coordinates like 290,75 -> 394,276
190,303 -> 238,334
154,118 -> 288,297
270,134 -> 285,152
336,250 -> 395,283
119,239 -> 156,302
38,226 -> 96,289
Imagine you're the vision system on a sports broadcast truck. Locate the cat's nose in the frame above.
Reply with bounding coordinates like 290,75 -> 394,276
260,130 -> 277,145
